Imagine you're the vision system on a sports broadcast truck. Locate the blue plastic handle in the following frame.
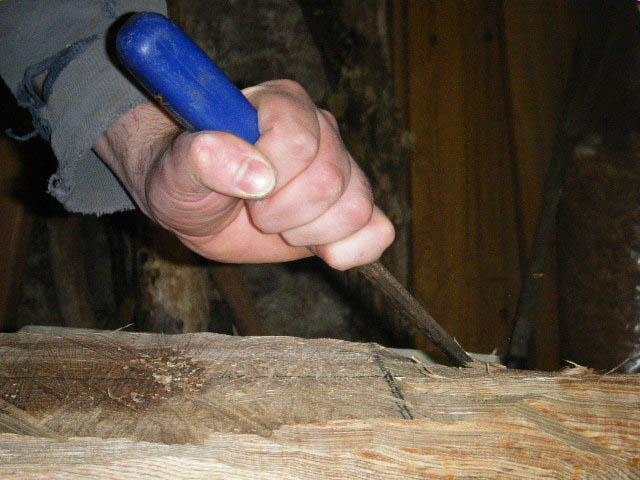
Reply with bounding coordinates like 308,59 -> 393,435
116,12 -> 260,144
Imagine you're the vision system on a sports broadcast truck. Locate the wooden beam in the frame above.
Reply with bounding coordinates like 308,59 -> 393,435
136,223 -> 222,334
210,263 -> 265,336
1,329 -> 638,478
402,1 -> 577,367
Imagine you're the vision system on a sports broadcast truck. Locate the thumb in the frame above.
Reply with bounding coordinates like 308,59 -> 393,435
178,130 -> 276,199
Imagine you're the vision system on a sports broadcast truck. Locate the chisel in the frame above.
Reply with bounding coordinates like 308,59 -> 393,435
116,12 -> 472,366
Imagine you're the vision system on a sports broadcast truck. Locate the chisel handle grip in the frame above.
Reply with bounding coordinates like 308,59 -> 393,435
116,12 -> 260,143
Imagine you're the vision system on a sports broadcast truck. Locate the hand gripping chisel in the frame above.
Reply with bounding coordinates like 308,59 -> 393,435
116,12 -> 472,366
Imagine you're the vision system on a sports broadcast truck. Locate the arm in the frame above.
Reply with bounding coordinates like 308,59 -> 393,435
1,2 -> 394,268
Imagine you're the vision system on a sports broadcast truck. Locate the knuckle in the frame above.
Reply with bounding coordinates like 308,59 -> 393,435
188,132 -> 211,156
320,109 -> 339,130
321,248 -> 351,271
247,203 -> 276,234
279,230 -> 306,247
241,84 -> 267,101
277,120 -> 319,162
310,162 -> 345,204
273,79 -> 307,96
343,195 -> 374,229
188,134 -> 228,187
187,133 -> 216,168
381,218 -> 396,247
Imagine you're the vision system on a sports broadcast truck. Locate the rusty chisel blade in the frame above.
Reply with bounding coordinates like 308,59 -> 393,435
358,261 -> 472,366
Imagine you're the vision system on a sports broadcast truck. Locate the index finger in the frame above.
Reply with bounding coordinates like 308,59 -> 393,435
243,80 -> 321,191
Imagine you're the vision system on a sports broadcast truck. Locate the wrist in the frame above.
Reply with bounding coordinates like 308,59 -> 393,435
93,102 -> 181,215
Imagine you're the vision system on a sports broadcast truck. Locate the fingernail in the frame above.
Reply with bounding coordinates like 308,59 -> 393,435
234,155 -> 276,197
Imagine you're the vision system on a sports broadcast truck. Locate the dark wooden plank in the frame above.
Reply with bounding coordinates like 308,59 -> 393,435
407,0 -> 520,357
0,137 -> 33,331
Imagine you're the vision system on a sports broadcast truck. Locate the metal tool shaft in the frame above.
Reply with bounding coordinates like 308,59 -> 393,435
359,261 -> 472,366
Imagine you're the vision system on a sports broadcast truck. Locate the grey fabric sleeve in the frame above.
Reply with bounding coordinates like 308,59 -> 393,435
0,0 -> 167,214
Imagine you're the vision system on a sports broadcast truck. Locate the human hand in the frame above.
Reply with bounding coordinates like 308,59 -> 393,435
94,80 -> 395,270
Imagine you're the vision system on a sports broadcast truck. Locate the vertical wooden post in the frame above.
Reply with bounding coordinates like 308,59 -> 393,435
405,0 -> 521,357
0,137 -> 33,331
398,1 -> 576,366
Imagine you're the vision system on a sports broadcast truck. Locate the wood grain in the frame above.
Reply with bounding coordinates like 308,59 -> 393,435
136,224 -> 217,334
0,329 -> 638,478
47,216 -> 98,329
209,264 -> 265,336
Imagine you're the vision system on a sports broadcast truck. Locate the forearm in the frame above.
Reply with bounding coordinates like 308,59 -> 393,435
94,102 -> 180,217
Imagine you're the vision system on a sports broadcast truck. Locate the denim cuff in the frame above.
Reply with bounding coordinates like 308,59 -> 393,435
10,35 -> 98,142
1,0 -> 167,214
45,33 -> 155,214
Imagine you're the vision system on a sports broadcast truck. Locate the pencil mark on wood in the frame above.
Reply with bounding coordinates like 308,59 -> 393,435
371,349 -> 414,420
